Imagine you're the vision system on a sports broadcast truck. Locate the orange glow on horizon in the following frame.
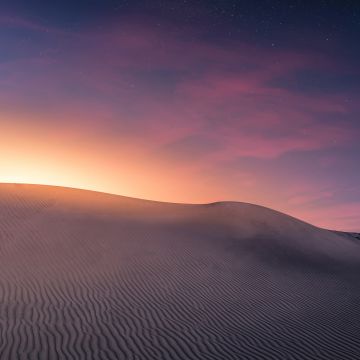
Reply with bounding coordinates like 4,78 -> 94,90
1,114 -> 359,232
0,11 -> 359,234
0,114 -> 234,204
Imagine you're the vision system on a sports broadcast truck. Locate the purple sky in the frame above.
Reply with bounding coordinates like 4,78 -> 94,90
0,1 -> 359,231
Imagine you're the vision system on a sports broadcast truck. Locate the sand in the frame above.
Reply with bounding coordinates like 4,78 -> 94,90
0,183 -> 359,359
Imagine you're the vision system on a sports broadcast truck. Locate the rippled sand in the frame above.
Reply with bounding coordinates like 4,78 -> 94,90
0,183 -> 359,359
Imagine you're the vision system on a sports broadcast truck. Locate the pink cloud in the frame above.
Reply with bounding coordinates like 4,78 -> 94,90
1,16 -> 359,231
0,18 -> 356,160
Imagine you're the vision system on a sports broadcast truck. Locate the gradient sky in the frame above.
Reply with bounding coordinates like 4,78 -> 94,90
0,0 -> 359,231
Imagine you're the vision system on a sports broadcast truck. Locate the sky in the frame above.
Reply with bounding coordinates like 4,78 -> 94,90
0,0 -> 359,231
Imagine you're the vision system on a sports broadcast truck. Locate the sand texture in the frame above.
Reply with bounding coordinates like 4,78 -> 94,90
0,184 -> 359,359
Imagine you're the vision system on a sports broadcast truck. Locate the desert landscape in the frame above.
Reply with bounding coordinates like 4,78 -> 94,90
2,0 -> 360,358
0,183 -> 359,359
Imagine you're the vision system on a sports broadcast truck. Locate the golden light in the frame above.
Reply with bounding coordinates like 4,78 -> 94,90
0,113 -> 230,204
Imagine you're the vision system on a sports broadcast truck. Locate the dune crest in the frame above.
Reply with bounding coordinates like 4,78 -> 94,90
0,183 -> 359,360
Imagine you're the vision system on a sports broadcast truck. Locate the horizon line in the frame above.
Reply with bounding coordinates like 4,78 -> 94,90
1,181 -> 357,234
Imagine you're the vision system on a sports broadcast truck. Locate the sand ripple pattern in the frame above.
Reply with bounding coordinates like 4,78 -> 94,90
0,184 -> 359,360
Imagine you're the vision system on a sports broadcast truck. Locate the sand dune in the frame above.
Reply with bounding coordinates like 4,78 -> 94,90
0,183 -> 359,359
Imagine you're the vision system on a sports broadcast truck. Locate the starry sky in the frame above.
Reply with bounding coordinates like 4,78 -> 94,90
0,0 -> 359,231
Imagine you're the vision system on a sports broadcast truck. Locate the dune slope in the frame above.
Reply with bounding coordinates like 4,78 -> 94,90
0,183 -> 359,360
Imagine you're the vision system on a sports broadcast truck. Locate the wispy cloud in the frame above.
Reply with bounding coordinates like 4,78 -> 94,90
1,16 -> 359,229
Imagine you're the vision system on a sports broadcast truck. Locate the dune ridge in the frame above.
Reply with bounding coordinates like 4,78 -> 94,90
0,183 -> 359,360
